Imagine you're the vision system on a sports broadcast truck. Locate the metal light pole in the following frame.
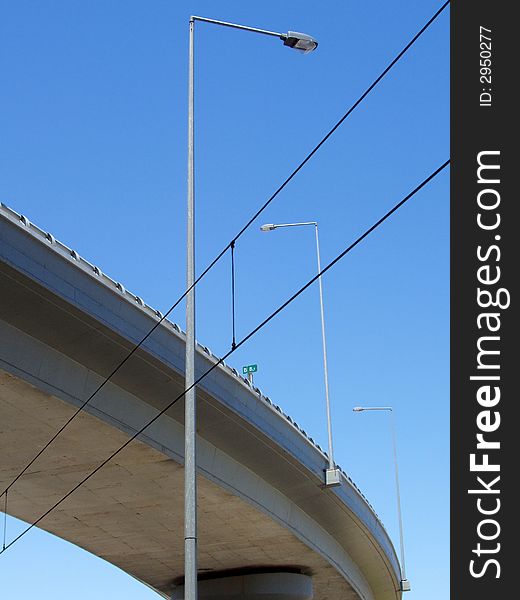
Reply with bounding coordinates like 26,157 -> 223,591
260,222 -> 340,486
185,20 -> 317,600
352,406 -> 411,592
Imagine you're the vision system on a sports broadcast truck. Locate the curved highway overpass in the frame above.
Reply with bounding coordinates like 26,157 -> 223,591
0,204 -> 402,599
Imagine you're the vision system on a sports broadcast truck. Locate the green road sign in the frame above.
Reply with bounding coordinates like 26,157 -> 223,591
242,364 -> 257,375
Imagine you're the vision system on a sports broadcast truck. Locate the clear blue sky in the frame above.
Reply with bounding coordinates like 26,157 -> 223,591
0,1 -> 449,598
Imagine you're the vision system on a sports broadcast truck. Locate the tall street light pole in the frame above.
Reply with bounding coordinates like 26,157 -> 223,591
185,20 -> 318,600
260,222 -> 340,486
352,406 -> 411,592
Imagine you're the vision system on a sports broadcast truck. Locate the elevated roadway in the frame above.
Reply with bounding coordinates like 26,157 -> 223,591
0,204 -> 402,599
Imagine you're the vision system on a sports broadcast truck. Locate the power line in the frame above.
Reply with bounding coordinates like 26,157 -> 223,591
2,492 -> 6,551
228,0 -> 450,245
0,159 -> 449,555
0,0 -> 449,504
230,240 -> 237,350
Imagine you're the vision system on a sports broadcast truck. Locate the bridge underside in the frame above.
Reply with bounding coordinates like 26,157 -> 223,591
0,369 -> 357,599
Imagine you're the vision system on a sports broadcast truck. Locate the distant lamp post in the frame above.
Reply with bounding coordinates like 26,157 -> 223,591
261,221 -> 340,487
185,18 -> 318,600
352,406 -> 411,592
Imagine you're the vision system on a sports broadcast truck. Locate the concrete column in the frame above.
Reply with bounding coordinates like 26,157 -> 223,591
171,572 -> 313,600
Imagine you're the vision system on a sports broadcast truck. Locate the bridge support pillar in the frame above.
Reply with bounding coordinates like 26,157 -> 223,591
171,571 -> 313,600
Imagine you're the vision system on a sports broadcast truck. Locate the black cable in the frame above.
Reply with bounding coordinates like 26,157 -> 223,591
231,240 -> 237,350
0,159 -> 449,555
0,0 -> 449,503
228,0 -> 450,246
2,491 -> 6,551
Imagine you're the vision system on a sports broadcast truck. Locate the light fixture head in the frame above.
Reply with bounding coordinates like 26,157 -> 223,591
260,224 -> 277,232
352,407 -> 364,412
281,31 -> 318,53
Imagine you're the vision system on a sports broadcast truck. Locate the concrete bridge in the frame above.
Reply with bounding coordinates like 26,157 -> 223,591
0,204 -> 402,600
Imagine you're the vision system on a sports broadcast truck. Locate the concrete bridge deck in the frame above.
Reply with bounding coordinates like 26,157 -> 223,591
0,204 -> 402,599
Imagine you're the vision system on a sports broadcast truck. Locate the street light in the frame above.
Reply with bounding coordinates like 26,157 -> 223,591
185,18 -> 318,600
260,221 -> 340,487
352,406 -> 411,592
283,31 -> 319,53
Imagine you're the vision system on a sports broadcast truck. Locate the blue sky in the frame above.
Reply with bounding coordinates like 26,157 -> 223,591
0,1 -> 449,598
